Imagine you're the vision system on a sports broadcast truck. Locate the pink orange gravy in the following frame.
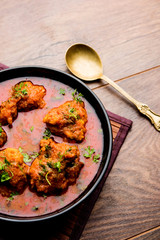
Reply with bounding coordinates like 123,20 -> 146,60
0,77 -> 103,217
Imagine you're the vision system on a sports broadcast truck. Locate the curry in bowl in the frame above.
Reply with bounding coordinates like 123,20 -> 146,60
0,75 -> 104,217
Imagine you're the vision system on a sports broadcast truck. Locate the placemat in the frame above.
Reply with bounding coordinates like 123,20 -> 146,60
0,63 -> 132,240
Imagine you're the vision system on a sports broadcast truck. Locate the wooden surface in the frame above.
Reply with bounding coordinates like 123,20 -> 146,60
0,0 -> 160,239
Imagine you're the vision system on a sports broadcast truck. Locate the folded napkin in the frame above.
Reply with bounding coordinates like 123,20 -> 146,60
0,63 -> 132,240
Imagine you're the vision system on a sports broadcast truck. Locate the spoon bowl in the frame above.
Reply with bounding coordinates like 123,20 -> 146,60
65,44 -> 103,81
65,43 -> 160,131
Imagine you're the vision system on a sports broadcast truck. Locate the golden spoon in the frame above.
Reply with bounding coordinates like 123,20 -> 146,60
65,43 -> 160,131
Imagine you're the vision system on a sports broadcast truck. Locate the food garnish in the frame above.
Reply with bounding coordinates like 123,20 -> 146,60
72,89 -> 83,103
59,88 -> 66,95
83,146 -> 100,163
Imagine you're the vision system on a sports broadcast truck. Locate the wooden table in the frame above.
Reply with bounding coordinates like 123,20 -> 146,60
1,0 -> 160,239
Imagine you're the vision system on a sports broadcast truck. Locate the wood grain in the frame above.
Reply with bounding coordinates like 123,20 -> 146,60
1,0 -> 160,89
81,67 -> 160,239
128,226 -> 160,240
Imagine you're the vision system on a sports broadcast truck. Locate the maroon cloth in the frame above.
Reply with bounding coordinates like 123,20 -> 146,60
0,63 -> 9,70
70,110 -> 132,240
0,63 -> 132,240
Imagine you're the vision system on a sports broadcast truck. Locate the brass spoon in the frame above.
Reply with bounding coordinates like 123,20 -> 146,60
65,43 -> 160,131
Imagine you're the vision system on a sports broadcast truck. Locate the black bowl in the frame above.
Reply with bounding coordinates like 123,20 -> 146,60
0,66 -> 112,222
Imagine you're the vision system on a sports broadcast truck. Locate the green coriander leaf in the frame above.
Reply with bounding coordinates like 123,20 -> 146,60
69,108 -> 75,113
43,194 -> 47,199
19,147 -> 38,162
19,148 -> 32,162
18,147 -> 23,153
22,153 -> 32,163
43,128 -> 51,139
45,145 -> 51,151
45,172 -> 51,185
68,108 -> 78,120
59,88 -> 65,95
0,163 -> 4,171
21,89 -> 28,95
0,171 -> 13,182
7,191 -> 19,201
4,158 -> 11,165
83,146 -> 95,158
30,126 -> 34,132
30,152 -> 39,159
14,82 -> 28,98
72,89 -> 83,103
54,161 -> 61,172
0,124 -> 2,137
93,154 -> 100,163
32,206 -> 39,211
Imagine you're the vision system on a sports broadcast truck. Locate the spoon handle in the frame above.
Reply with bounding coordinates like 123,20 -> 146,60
102,75 -> 160,131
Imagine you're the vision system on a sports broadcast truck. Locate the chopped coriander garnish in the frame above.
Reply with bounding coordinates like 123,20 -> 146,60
0,156 -> 14,183
69,108 -> 75,113
54,161 -> 61,172
68,108 -> 81,120
7,192 -> 19,201
4,158 -> 11,166
30,152 -> 39,159
0,162 -> 5,171
21,89 -> 28,95
18,147 -> 35,163
43,194 -> 47,200
18,147 -> 23,153
0,124 -> 2,137
69,108 -> 77,120
59,88 -> 65,95
45,172 -> 51,185
67,147 -> 72,152
83,146 -> 100,164
72,89 -> 83,103
45,145 -> 51,151
43,128 -> 51,139
30,126 -> 34,132
22,152 -> 32,163
93,154 -> 100,163
0,170 -> 13,182
0,158 -> 10,170
14,82 -> 28,98
83,146 -> 95,158
32,206 -> 39,211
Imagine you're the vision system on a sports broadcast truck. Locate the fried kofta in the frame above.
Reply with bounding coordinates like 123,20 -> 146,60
0,148 -> 29,195
12,81 -> 46,111
0,125 -> 7,147
29,138 -> 84,194
0,80 -> 46,127
43,100 -> 88,142
0,97 -> 18,126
